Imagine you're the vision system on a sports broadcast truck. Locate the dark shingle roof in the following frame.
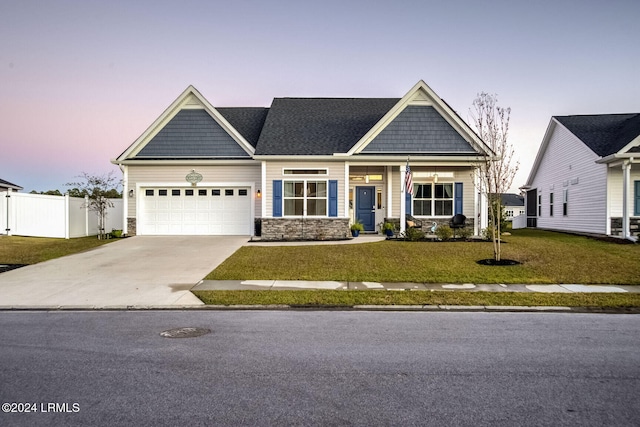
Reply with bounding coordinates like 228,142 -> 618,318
0,178 -> 22,190
500,193 -> 524,207
555,113 -> 640,157
255,98 -> 400,155
217,107 -> 269,148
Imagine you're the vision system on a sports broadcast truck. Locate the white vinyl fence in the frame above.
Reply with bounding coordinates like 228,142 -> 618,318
512,213 -> 526,229
1,191 -> 123,239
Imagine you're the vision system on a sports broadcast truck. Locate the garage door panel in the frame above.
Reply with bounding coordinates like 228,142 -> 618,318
140,186 -> 251,235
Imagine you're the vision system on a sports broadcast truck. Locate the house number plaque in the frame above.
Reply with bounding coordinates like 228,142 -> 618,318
186,170 -> 203,185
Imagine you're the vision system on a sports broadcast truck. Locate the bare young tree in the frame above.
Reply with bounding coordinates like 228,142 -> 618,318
470,93 -> 519,262
67,171 -> 121,239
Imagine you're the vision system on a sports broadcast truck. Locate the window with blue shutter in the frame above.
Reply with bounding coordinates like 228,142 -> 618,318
405,191 -> 412,215
273,180 -> 282,217
328,180 -> 338,217
454,182 -> 463,215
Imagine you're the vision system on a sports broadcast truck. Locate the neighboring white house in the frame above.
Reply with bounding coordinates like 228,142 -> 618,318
113,81 -> 494,240
522,114 -> 640,240
499,193 -> 525,221
0,178 -> 22,192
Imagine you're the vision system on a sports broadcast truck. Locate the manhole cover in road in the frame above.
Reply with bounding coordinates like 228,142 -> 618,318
160,327 -> 211,338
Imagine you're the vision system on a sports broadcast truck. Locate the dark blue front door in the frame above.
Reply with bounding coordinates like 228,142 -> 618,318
356,186 -> 375,231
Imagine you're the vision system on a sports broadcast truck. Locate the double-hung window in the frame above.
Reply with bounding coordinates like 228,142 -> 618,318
284,180 -> 327,216
413,183 -> 454,216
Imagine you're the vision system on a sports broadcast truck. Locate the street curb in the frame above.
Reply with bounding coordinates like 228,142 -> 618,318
1,305 -> 639,313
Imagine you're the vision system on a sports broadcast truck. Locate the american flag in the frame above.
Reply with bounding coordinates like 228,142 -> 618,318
405,160 -> 413,195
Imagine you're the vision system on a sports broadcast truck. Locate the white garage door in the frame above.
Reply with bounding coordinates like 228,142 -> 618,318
139,187 -> 252,235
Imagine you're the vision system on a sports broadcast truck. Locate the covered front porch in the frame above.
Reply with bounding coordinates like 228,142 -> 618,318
604,156 -> 640,241
347,163 -> 486,236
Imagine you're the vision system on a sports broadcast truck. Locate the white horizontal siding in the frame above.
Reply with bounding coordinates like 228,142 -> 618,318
264,161 -> 346,217
127,164 -> 261,218
529,123 -> 607,234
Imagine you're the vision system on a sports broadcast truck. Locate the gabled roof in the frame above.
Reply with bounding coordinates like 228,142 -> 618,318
524,113 -> 640,187
115,86 -> 256,162
0,178 -> 22,191
254,98 -> 399,155
555,113 -> 640,157
116,81 -> 492,161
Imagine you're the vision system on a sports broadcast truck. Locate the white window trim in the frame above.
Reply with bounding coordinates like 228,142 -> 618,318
411,182 -> 455,217
283,179 -> 329,217
282,168 -> 329,176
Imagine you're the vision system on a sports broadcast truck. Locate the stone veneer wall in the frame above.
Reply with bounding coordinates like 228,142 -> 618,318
127,218 -> 137,236
610,217 -> 640,238
261,218 -> 351,241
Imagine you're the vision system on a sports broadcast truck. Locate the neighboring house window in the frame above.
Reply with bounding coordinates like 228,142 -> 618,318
549,192 -> 554,217
563,190 -> 568,216
538,195 -> 542,216
506,209 -> 514,218
413,183 -> 454,216
284,180 -> 327,216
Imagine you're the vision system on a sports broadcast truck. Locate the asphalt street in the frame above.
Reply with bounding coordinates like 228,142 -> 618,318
1,311 -> 639,426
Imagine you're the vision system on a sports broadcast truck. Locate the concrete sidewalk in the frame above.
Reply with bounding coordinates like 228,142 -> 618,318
193,280 -> 640,293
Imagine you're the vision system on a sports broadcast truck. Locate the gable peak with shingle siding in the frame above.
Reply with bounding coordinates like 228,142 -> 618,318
115,85 -> 256,162
362,105 -> 478,154
554,113 -> 640,157
135,109 -> 252,158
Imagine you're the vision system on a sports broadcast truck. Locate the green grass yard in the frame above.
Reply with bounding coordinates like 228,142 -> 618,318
193,289 -> 640,308
206,229 -> 640,285
0,235 -> 115,265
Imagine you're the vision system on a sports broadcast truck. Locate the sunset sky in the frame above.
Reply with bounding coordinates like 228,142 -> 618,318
1,0 -> 639,193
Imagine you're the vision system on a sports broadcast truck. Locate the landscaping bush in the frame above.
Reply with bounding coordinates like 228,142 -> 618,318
435,225 -> 453,241
457,227 -> 473,240
402,227 -> 424,241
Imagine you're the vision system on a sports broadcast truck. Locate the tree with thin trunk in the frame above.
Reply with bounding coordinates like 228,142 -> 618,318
470,93 -> 519,262
66,171 -> 121,239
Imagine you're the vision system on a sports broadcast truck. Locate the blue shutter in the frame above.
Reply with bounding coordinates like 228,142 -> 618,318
405,191 -> 412,215
328,180 -> 338,217
273,180 -> 282,217
455,182 -> 463,215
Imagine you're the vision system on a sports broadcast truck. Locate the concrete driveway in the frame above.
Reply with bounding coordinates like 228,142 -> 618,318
0,236 -> 247,308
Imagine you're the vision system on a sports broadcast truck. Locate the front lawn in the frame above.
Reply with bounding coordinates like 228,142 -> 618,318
206,229 -> 640,284
0,235 -> 115,265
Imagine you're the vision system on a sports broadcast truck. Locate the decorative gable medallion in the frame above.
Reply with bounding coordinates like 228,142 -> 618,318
186,170 -> 203,186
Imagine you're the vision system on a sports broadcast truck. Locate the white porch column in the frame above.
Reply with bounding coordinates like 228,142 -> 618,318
261,161 -> 267,218
344,162 -> 350,219
622,160 -> 631,239
400,164 -> 406,233
386,166 -> 393,220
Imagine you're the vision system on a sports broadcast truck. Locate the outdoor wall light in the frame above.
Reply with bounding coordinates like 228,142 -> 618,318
257,189 -> 261,198
128,189 -> 134,198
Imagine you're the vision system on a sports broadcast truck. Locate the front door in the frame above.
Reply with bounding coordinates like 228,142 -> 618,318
356,186 -> 375,231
